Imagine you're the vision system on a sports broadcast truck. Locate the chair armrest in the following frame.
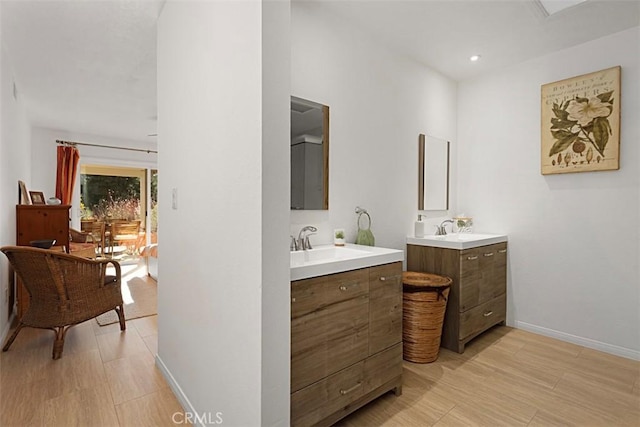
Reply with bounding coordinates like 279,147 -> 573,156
70,228 -> 94,243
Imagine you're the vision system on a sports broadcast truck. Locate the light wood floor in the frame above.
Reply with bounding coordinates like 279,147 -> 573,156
0,274 -> 187,427
338,326 -> 640,426
2,296 -> 639,427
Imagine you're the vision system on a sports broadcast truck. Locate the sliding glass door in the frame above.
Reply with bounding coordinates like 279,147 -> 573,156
80,165 -> 156,263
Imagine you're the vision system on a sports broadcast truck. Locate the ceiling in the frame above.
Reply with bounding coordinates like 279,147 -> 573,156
310,0 -> 639,81
0,0 -> 163,142
1,1 -> 638,144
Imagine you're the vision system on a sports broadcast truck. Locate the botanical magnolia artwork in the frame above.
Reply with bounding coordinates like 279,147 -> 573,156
541,66 -> 620,175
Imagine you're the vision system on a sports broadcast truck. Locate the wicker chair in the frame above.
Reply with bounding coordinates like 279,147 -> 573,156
1,246 -> 125,359
69,228 -> 98,259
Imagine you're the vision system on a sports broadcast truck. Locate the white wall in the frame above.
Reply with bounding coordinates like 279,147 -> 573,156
458,27 -> 640,358
0,42 -> 31,341
261,1 -> 291,425
30,127 -> 157,228
157,1 -> 289,425
290,3 -> 458,251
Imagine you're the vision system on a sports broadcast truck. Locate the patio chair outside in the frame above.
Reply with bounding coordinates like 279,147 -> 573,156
80,221 -> 106,256
109,220 -> 141,256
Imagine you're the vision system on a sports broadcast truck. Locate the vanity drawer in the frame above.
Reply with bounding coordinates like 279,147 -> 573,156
368,262 -> 403,355
478,242 -> 507,304
459,248 -> 481,311
363,343 -> 403,394
292,268 -> 369,319
368,262 -> 402,286
459,293 -> 506,340
291,361 -> 365,427
458,242 -> 507,311
291,294 -> 369,392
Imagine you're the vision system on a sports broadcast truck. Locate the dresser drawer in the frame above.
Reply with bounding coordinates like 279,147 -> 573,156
292,269 -> 369,319
291,294 -> 369,392
459,293 -> 506,340
291,361 -> 365,427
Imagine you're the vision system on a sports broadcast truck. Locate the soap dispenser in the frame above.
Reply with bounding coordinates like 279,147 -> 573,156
414,214 -> 425,238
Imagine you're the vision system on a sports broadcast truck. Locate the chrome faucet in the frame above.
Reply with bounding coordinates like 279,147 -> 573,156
295,225 -> 317,251
435,219 -> 454,236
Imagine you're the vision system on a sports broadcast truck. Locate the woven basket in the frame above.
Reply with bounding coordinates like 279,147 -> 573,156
402,272 -> 452,363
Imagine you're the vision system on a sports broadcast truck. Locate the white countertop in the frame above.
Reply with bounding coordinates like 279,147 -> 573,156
290,244 -> 404,281
406,233 -> 508,250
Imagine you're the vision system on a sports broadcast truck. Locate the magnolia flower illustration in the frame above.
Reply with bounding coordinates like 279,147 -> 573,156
566,97 -> 611,126
549,91 -> 614,159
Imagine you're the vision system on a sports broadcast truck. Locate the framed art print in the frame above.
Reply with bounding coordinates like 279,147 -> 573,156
541,66 -> 620,175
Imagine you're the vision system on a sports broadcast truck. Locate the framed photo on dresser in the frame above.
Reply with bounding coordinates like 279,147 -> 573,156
29,191 -> 46,205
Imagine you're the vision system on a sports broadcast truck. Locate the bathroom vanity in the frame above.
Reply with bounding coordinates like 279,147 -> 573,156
290,244 -> 403,426
406,234 -> 508,353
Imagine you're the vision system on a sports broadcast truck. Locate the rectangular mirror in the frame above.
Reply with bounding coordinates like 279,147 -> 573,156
418,133 -> 450,211
291,96 -> 329,210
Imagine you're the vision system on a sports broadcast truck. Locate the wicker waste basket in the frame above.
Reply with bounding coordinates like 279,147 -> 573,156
402,272 -> 452,363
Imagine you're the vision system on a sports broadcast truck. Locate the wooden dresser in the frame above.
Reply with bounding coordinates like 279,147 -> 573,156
407,242 -> 507,353
291,261 -> 403,426
15,204 -> 71,318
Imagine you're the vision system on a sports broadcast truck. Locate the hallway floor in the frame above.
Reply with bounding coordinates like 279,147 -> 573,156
0,274 -> 186,427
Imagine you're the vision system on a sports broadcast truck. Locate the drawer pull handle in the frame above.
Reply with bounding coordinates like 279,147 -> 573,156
498,249 -> 507,253
379,274 -> 400,282
339,282 -> 360,291
484,252 -> 494,257
467,255 -> 478,260
291,297 -> 296,303
340,382 -> 362,395
483,311 -> 494,317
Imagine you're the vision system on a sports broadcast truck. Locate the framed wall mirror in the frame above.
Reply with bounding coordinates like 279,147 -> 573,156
291,96 -> 329,210
418,133 -> 450,211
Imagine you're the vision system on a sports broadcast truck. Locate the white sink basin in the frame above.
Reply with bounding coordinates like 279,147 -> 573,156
290,246 -> 370,265
291,244 -> 404,281
406,233 -> 507,250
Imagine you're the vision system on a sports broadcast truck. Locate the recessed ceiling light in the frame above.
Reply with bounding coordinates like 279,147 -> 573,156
470,55 -> 481,62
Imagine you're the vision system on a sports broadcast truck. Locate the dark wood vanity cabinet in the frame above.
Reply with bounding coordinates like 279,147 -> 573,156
407,242 -> 507,353
290,262 -> 403,426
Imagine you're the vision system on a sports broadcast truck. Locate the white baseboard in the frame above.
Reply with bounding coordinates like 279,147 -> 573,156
515,321 -> 640,361
1,312 -> 15,345
156,355 -> 204,427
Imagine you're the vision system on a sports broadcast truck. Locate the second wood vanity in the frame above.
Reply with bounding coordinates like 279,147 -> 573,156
407,234 -> 508,353
290,245 -> 403,426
